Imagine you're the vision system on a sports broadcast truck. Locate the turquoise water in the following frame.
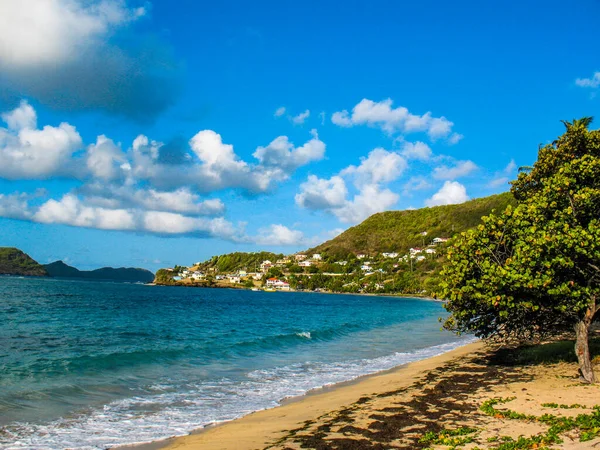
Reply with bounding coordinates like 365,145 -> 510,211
0,276 -> 471,449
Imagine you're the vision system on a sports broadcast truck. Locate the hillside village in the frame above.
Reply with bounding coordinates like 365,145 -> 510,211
154,193 -> 515,295
154,234 -> 451,295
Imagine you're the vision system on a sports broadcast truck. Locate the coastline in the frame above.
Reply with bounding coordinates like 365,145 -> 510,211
150,281 -> 439,301
127,336 -> 600,450
123,340 -> 482,450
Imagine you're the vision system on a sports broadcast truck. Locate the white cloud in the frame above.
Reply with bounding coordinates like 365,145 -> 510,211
340,148 -> 407,187
0,0 -> 144,69
0,1 -> 178,120
432,160 -> 478,180
86,135 -> 127,181
15,193 -> 240,240
0,100 -> 83,179
255,224 -> 306,246
1,100 -> 37,130
447,132 -> 464,145
295,175 -> 348,210
331,98 -> 457,141
334,184 -> 399,223
274,106 -> 286,117
400,141 -> 432,161
425,181 -> 469,206
295,147 -> 405,223
291,109 -> 310,124
575,72 -> 600,89
82,184 -> 225,216
34,194 -> 136,231
253,129 -> 325,172
0,192 -> 36,220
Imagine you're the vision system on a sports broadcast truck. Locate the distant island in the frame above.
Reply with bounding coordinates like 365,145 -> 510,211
0,247 -> 154,283
45,260 -> 155,283
154,192 -> 515,296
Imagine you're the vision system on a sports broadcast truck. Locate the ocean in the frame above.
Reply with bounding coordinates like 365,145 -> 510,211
0,276 -> 472,449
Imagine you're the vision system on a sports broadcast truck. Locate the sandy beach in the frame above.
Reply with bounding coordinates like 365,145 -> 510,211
136,337 -> 600,450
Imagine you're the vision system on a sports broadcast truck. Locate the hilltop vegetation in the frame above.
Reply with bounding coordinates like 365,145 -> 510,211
308,193 -> 516,259
0,248 -> 48,277
195,251 -> 285,273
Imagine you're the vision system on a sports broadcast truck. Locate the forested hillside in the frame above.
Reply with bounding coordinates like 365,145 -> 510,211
308,193 -> 515,259
0,248 -> 48,277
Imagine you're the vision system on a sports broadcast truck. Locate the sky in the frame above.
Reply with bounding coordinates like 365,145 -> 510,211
0,0 -> 599,271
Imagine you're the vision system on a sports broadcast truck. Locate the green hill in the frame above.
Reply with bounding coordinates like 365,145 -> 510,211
196,251 -> 285,273
45,260 -> 155,283
0,248 -> 48,277
308,192 -> 516,259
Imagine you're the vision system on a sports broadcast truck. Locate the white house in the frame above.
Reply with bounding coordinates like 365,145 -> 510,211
266,277 -> 279,286
312,253 -> 322,260
229,275 -> 241,284
273,280 -> 291,291
425,248 -> 436,255
191,272 -> 205,280
416,255 -> 426,262
335,261 -> 348,266
295,254 -> 307,261
432,237 -> 450,244
409,248 -> 423,256
299,260 -> 312,267
260,260 -> 273,272
360,264 -> 371,271
357,254 -> 367,259
382,252 -> 399,258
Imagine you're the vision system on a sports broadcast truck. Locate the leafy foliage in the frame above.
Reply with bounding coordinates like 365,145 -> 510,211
0,247 -> 48,276
196,251 -> 284,273
440,118 -> 600,381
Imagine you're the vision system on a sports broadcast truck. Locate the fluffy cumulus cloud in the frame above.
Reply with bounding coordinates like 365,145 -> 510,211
425,181 -> 469,206
86,135 -> 128,181
432,160 -> 478,180
0,0 -> 180,120
576,72 -> 600,89
30,193 -> 240,239
331,98 -> 458,141
295,175 -> 348,210
341,148 -> 407,186
0,100 -> 83,179
333,184 -> 399,223
296,148 -> 405,223
253,129 -> 325,172
400,140 -> 432,161
0,101 -> 328,241
254,224 -> 307,246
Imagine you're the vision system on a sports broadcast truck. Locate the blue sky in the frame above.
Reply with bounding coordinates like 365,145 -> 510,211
0,0 -> 599,271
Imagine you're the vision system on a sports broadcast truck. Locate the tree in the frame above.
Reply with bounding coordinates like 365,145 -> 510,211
440,118 -> 600,382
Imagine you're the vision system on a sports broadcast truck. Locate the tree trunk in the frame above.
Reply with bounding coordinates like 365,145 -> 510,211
575,303 -> 596,383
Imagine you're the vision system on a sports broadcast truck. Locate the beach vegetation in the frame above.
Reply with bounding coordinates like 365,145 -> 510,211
441,118 -> 600,383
